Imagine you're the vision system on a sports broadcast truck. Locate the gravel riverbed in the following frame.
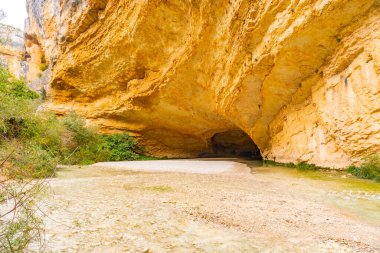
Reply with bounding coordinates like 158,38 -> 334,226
37,159 -> 380,252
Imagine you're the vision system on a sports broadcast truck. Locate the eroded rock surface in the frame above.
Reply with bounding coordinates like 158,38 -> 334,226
25,0 -> 380,167
0,24 -> 27,78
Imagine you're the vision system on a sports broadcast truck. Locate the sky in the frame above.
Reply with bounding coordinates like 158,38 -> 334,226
0,0 -> 27,30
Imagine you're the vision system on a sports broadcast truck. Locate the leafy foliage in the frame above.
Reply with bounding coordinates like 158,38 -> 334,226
61,114 -> 146,165
0,68 -> 38,99
102,133 -> 141,161
61,114 -> 107,165
347,155 -> 380,182
0,67 -> 55,179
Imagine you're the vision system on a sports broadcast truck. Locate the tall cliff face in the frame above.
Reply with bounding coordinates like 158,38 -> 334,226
25,0 -> 380,167
0,23 -> 43,85
0,24 -> 27,79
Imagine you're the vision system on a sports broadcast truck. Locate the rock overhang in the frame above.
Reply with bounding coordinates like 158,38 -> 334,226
23,0 -> 380,168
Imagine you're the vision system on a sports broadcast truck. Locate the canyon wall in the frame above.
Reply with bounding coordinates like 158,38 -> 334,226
0,24 -> 27,79
25,0 -> 380,168
0,23 -> 43,86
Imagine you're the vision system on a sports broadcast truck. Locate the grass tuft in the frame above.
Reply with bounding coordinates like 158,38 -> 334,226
263,160 -> 322,171
144,186 -> 174,192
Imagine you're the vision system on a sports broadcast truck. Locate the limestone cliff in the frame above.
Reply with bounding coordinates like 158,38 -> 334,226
25,0 -> 380,168
0,22 -> 45,92
0,24 -> 27,79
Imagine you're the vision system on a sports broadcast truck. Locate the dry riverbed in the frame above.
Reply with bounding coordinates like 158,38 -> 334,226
37,159 -> 380,252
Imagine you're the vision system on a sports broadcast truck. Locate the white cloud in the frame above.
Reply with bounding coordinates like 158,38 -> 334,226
0,0 -> 27,31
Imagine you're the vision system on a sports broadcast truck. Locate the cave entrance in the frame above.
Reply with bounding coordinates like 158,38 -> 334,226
203,130 -> 262,160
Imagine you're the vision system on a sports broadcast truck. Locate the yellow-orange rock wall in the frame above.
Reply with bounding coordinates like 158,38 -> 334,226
264,7 -> 380,168
25,0 -> 380,166
0,24 -> 26,78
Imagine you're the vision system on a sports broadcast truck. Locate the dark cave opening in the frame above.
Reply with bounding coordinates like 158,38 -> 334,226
200,130 -> 262,160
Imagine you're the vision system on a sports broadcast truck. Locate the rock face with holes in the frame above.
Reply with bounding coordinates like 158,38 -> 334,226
0,24 -> 27,79
25,0 -> 380,168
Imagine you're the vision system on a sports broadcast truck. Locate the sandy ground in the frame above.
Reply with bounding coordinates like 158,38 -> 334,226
93,159 -> 250,174
36,159 -> 380,253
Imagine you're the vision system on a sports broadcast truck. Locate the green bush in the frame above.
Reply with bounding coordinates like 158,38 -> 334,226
102,133 -> 141,161
0,67 -> 56,179
60,113 -> 149,164
0,67 -> 38,99
0,68 -> 39,140
63,114 -> 99,146
347,155 -> 380,182
0,141 -> 57,179
61,113 -> 110,165
12,144 -> 58,179
0,68 -> 64,178
27,113 -> 69,155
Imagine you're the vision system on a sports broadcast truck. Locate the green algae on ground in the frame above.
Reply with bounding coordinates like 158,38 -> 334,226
262,160 -> 325,171
248,161 -> 380,226
297,169 -> 379,193
295,169 -> 380,193
259,160 -> 380,193
250,161 -> 380,194
144,186 -> 174,192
